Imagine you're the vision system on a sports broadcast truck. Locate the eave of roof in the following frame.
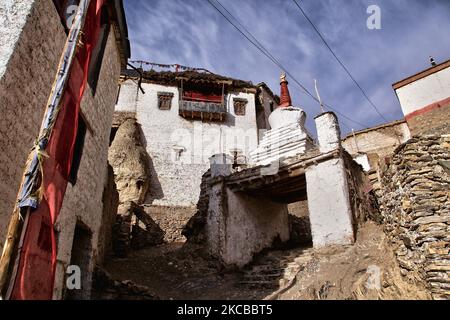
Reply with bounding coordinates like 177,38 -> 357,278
392,59 -> 450,90
256,82 -> 280,105
109,0 -> 131,68
121,69 -> 257,91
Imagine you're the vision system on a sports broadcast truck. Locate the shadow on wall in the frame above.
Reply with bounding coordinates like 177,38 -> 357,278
287,201 -> 313,248
225,112 -> 236,127
136,123 -> 164,204
144,156 -> 165,204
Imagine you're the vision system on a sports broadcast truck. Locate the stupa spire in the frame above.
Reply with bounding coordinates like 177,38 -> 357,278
279,73 -> 292,108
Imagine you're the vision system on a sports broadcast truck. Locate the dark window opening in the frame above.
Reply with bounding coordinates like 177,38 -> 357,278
234,98 -> 248,116
87,6 -> 110,96
270,102 -> 274,113
69,116 -> 87,185
158,92 -> 174,110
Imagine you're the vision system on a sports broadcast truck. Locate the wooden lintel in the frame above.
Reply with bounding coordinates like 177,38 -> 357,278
288,167 -> 305,178
217,80 -> 233,85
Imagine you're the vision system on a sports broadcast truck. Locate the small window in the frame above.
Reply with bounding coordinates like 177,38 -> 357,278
69,116 -> 87,185
270,102 -> 274,113
158,92 -> 174,110
234,98 -> 248,116
87,6 -> 110,95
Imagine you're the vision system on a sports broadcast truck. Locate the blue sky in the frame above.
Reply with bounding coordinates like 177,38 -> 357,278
123,0 -> 450,135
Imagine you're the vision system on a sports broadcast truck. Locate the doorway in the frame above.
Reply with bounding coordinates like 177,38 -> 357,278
65,222 -> 93,300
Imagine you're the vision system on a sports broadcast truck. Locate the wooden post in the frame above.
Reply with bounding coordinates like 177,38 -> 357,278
314,79 -> 325,114
0,207 -> 24,299
180,78 -> 184,104
0,0 -> 92,299
221,83 -> 225,111
352,129 -> 360,153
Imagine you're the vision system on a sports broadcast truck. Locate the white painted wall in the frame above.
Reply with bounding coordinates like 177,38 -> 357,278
395,67 -> 450,116
354,153 -> 371,172
0,0 -> 35,80
116,80 -> 259,206
305,158 -> 355,248
316,112 -> 341,153
206,183 -> 289,267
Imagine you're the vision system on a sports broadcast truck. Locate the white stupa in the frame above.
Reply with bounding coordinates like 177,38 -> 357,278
250,74 -> 314,165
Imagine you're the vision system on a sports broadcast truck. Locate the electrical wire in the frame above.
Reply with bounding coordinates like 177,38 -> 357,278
206,0 -> 370,130
291,0 -> 389,123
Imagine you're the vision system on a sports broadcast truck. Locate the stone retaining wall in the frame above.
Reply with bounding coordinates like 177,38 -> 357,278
379,135 -> 450,300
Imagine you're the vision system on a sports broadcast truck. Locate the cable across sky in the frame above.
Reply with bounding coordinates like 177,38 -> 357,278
291,0 -> 389,123
206,0 -> 371,130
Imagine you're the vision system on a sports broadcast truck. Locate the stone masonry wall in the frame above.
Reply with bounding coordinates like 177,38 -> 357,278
379,135 -> 450,300
144,205 -> 197,243
407,103 -> 450,137
182,170 -> 211,244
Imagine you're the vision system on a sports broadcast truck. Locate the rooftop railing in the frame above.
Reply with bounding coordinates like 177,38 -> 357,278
179,99 -> 227,121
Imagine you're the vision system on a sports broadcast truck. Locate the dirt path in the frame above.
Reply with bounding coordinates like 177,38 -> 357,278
103,242 -> 314,300
279,222 -> 431,300
102,222 -> 431,300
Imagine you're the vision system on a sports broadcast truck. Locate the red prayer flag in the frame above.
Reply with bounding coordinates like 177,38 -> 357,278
10,0 -> 105,300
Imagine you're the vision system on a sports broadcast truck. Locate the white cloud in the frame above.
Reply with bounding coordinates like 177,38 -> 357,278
124,0 -> 450,134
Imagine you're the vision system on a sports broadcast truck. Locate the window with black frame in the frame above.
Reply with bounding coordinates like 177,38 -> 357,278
53,1 -> 110,95
87,5 -> 111,95
69,115 -> 87,185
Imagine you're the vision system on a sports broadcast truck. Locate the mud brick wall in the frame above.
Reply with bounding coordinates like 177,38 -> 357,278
0,0 -> 123,298
0,0 -> 66,248
380,135 -> 450,300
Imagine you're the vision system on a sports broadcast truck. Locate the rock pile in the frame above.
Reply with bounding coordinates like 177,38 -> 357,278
109,118 -> 164,256
108,118 -> 150,204
379,135 -> 450,300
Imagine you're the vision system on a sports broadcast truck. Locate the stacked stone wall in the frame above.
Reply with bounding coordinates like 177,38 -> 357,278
379,135 -> 450,300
